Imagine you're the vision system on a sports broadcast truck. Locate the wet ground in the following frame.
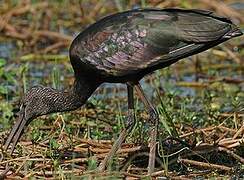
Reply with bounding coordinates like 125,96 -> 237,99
0,0 -> 243,179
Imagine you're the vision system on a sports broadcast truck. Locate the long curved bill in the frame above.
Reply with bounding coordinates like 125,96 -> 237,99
3,105 -> 27,155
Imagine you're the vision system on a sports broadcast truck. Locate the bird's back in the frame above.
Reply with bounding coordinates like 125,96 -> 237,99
70,8 -> 242,82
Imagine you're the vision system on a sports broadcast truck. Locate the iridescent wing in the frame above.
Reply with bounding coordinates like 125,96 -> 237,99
72,9 -> 239,77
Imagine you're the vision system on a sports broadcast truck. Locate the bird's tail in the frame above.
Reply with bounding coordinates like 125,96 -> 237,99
223,25 -> 243,39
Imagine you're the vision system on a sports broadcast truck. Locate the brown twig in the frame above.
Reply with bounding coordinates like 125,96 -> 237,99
233,125 -> 244,139
33,30 -> 72,42
42,41 -> 70,53
200,0 -> 244,23
221,46 -> 242,64
178,158 -> 232,172
218,147 -> 244,164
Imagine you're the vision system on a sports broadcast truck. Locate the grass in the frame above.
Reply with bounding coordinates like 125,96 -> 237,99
0,0 -> 243,179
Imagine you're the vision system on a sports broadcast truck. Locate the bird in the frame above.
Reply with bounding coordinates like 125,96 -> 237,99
1,8 -> 242,175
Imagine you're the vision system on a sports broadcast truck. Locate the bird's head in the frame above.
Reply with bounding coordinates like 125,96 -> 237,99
3,78 -> 100,156
20,86 -> 55,120
3,85 -> 63,154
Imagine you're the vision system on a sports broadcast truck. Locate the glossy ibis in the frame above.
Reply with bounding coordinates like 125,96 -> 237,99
1,8 -> 242,174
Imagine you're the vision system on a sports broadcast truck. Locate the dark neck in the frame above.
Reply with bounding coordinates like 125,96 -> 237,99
47,77 -> 100,114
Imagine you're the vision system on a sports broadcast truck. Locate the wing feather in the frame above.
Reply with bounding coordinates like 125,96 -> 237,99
72,9 -> 237,77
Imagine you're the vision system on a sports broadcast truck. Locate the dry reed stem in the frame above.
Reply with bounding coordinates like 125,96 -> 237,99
200,0 -> 244,23
178,158 -> 232,172
0,1 -> 243,178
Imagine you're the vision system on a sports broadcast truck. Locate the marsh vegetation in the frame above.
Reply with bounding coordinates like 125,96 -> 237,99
0,0 -> 243,179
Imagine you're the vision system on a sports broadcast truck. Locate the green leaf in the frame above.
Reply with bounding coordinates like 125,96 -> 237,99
0,86 -> 8,94
87,157 -> 98,170
0,58 -> 6,67
49,138 -> 60,150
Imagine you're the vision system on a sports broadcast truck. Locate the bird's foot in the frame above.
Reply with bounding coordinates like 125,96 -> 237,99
0,165 -> 10,180
147,109 -> 159,175
97,128 -> 127,172
98,109 -> 135,172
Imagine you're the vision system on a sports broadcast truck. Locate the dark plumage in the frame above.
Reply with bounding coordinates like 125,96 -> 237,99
70,8 -> 241,82
1,8 -> 242,175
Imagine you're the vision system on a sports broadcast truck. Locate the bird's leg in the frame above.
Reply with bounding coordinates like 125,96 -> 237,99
98,84 -> 135,171
135,83 -> 158,175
